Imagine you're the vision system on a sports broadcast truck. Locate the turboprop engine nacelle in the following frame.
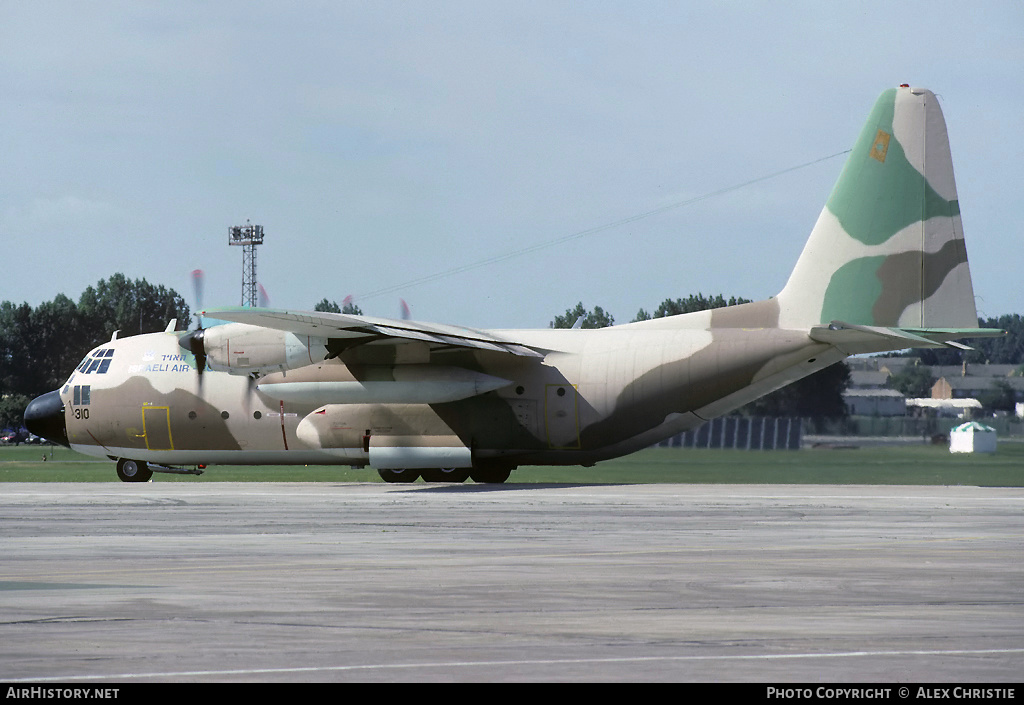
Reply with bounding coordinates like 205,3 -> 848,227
180,323 -> 327,375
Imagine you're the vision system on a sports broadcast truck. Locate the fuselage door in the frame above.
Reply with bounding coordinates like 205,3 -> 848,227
142,406 -> 174,451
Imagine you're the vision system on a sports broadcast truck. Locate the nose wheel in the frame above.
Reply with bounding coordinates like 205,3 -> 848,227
116,459 -> 153,483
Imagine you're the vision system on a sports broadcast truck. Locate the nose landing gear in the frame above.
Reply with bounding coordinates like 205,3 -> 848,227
114,459 -> 205,482
116,458 -> 153,483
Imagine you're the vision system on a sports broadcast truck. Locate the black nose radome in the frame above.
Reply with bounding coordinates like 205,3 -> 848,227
24,390 -> 69,448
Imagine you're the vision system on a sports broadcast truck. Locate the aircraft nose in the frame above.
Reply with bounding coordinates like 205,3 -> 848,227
24,390 -> 70,448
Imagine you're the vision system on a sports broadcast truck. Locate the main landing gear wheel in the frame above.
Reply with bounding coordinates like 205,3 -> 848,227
420,468 -> 471,483
116,458 -> 153,483
470,468 -> 512,484
377,468 -> 420,483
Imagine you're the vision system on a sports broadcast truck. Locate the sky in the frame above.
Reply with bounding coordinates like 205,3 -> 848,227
2,1 -> 1022,330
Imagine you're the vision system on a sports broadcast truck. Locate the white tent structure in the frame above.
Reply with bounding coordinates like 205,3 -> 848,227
949,422 -> 997,454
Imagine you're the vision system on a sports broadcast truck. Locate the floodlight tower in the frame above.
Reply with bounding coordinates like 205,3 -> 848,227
228,221 -> 264,307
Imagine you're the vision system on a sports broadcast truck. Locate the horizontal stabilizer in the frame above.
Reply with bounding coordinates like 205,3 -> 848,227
810,320 -> 1004,353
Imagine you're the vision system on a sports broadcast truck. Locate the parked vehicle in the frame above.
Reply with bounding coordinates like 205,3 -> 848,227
1,428 -> 28,445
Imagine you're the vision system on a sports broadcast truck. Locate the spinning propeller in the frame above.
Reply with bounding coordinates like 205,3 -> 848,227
179,269 -> 208,380
177,269 -> 268,402
340,295 -> 410,320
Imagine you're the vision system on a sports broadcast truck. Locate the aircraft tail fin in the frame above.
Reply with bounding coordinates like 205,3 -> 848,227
776,86 -> 979,333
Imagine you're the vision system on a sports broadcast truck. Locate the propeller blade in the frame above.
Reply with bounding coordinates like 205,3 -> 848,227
191,269 -> 205,329
340,295 -> 363,316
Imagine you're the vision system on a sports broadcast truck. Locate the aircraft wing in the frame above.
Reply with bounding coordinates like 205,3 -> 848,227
203,307 -> 546,358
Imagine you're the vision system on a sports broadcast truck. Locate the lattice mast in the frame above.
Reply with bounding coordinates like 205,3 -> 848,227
228,221 -> 264,307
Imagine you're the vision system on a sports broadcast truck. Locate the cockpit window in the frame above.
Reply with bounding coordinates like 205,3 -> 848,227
73,385 -> 91,405
78,349 -> 115,374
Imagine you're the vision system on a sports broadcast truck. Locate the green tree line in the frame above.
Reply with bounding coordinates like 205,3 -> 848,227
1,275 -> 190,428
314,298 -> 363,315
905,314 -> 1024,366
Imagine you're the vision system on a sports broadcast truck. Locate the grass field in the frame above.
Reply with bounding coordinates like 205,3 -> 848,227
2,442 -> 1022,485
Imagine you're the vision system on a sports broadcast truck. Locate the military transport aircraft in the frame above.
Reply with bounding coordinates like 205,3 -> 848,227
25,86 -> 1002,483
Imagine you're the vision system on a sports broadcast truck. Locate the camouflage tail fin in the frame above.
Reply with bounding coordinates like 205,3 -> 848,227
777,86 -> 979,331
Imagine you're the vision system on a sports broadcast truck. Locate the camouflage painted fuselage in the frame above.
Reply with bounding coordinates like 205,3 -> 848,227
60,300 -> 837,469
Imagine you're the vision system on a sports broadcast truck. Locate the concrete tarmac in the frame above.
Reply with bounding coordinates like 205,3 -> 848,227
1,483 -> 1022,683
